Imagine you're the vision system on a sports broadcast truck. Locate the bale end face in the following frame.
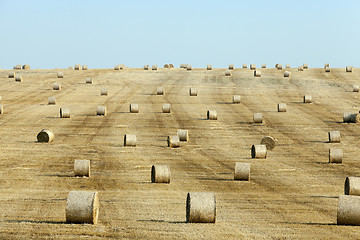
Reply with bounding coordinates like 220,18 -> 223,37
66,191 -> 99,224
96,106 -> 107,116
186,192 -> 216,223
260,136 -> 276,150
37,129 -> 54,143
353,85 -> 359,92
151,165 -> 170,183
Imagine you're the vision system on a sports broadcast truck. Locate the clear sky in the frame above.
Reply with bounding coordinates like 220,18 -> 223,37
0,0 -> 359,69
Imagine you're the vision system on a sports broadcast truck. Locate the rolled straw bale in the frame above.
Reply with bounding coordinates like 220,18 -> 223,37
130,103 -> 139,113
303,95 -> 312,103
180,64 -> 187,69
253,113 -> 263,123
225,70 -> 232,76
82,65 -> 88,70
167,135 -> 180,148
260,136 -> 276,150
337,195 -> 360,225
250,64 -> 256,70
0,104 -> 3,114
152,65 -> 158,71
353,85 -> 359,92
187,65 -> 192,70
228,64 -> 234,70
234,162 -> 250,181
284,71 -> 291,77
233,95 -> 241,104
328,130 -> 341,143
119,64 -> 125,69
343,113 -> 360,123
162,103 -> 171,113
74,159 -> 90,177
114,65 -> 120,70
329,148 -> 343,163
66,191 -> 99,224
157,87 -> 164,95
325,66 -> 331,72
276,64 -> 283,70
298,66 -> 304,71
100,88 -> 108,96
96,106 -> 107,116
169,64 -> 174,68
285,64 -> 290,68
277,103 -> 287,112
48,96 -> 56,105
151,165 -> 170,183
53,83 -> 61,90
68,66 -> 73,70
207,65 -> 212,70
186,192 -> 216,223
22,64 -> 30,70
254,70 -> 261,77
37,129 -> 54,142
261,64 -> 266,68
74,64 -> 82,70
343,113 -> 352,123
14,65 -> 22,70
189,88 -> 197,96
207,110 -> 218,120
164,64 -> 169,68
243,64 -> 248,68
346,66 -> 353,72
251,144 -> 267,158
144,65 -> 149,70
124,134 -> 136,146
60,108 -> 70,118
15,75 -> 22,82
324,63 -> 330,68
85,77 -> 92,84
57,72 -> 64,78
345,177 -> 360,195
8,72 -> 15,78
303,63 -> 308,69
177,129 -> 189,141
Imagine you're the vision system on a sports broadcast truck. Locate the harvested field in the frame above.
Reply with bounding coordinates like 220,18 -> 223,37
0,67 -> 360,238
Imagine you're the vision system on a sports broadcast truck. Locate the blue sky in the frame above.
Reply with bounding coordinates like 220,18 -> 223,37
0,0 -> 359,69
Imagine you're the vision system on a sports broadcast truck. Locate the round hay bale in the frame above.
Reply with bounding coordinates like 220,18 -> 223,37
85,77 -> 92,84
68,66 -> 73,70
14,65 -> 22,70
303,63 -> 308,69
325,66 -> 331,72
152,65 -> 158,71
328,130 -> 341,143
119,64 -> 125,70
180,64 -> 187,69
329,148 -> 343,163
285,64 -> 290,68
37,129 -> 54,143
250,64 -> 256,70
15,75 -> 22,82
261,64 -> 266,68
144,65 -> 149,70
345,177 -> 360,195
74,64 -> 82,70
53,83 -> 61,90
82,65 -> 88,70
100,88 -> 108,96
277,103 -> 287,112
233,95 -> 241,104
124,134 -> 136,146
228,64 -> 234,70
162,103 -> 171,113
74,159 -> 90,177
298,66 -> 304,71
225,70 -> 232,76
169,64 -> 174,68
66,191 -> 99,224
276,64 -> 283,70
343,113 -> 352,122
260,136 -> 276,150
177,129 -> 188,141
284,71 -> 291,77
346,66 -> 353,72
151,165 -> 170,183
57,72 -> 64,78
0,104 -> 3,114
189,88 -> 197,96
324,63 -> 330,68
353,85 -> 359,92
251,144 -> 267,158
96,106 -> 107,116
187,65 -> 192,71
48,96 -> 56,105
186,192 -> 216,223
167,135 -> 180,148
114,65 -> 120,70
130,104 -> 139,113
207,110 -> 218,120
303,95 -> 312,103
164,64 -> 169,68
22,64 -> 30,70
253,113 -> 263,123
60,108 -> 70,118
254,70 -> 261,77
243,64 -> 248,68
157,87 -> 164,95
337,195 -> 360,225
234,162 -> 250,181
343,113 -> 360,123
8,72 -> 15,78
207,65 -> 212,70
